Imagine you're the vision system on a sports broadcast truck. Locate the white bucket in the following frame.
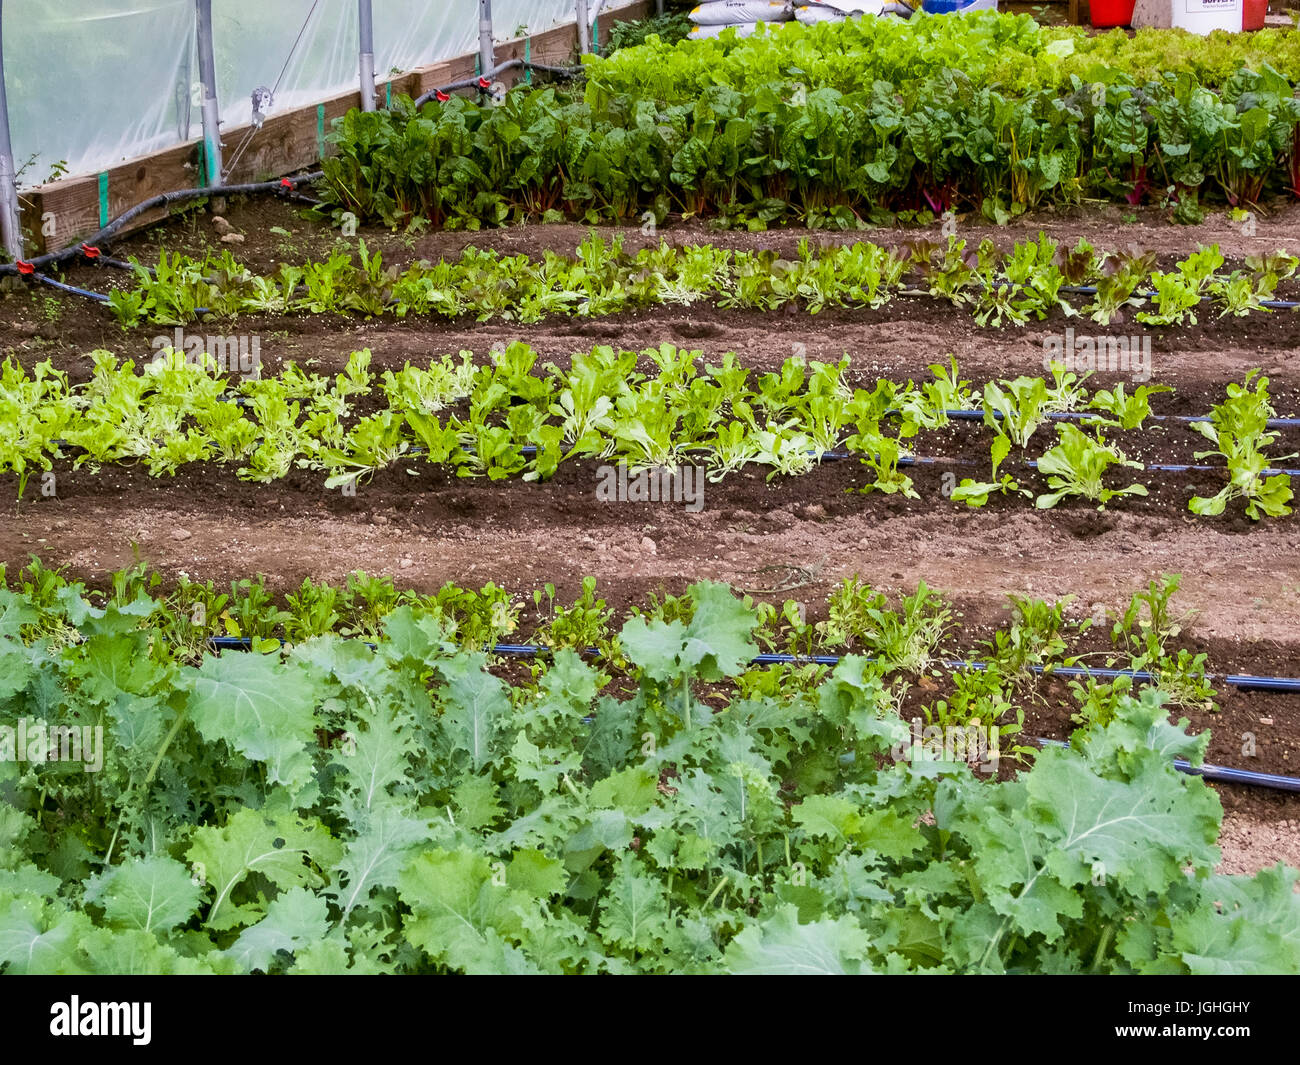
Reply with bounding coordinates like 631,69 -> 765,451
1170,0 -> 1241,33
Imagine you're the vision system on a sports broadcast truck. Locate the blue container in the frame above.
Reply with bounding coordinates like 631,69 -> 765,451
922,0 -> 997,12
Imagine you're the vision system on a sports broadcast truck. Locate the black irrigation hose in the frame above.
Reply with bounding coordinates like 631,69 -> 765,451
948,409 -> 1300,430
26,271 -> 213,315
412,58 -> 583,108
26,272 -> 110,303
80,253 -> 143,273
165,401 -> 1300,433
202,636 -> 1300,694
49,429 -> 1291,478
944,658 -> 1300,694
448,443 -> 1300,479
758,654 -> 1300,694
201,634 -> 1300,791
907,454 -> 1300,477
1034,738 -> 1300,793
807,449 -> 1300,477
0,173 -> 322,279
7,174 -> 322,310
1058,282 -> 1300,312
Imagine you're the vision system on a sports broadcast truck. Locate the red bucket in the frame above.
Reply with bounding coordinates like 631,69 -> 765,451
1090,0 -> 1137,26
1243,0 -> 1267,29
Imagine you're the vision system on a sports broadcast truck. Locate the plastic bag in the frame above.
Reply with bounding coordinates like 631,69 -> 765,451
689,20 -> 763,35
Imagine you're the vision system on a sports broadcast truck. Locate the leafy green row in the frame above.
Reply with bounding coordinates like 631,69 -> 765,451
586,13 -> 1300,102
2,346 -> 1293,517
4,557 -> 1215,721
109,236 -> 1298,330
3,570 -> 1292,974
317,52 -> 1300,229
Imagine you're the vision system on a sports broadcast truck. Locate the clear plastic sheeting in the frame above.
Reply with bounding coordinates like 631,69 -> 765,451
6,0 -> 195,187
5,0 -> 627,187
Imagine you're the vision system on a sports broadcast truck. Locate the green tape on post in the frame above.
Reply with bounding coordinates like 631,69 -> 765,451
386,81 -> 392,108
593,15 -> 599,55
97,172 -> 109,230
525,38 -> 531,84
317,104 -> 326,160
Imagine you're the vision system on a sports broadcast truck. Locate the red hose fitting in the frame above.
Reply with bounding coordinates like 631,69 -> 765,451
15,260 -> 34,275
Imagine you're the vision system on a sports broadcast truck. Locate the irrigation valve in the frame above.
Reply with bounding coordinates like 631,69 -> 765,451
250,86 -> 274,129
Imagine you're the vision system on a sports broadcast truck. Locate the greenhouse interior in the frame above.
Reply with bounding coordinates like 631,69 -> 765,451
0,0 -> 1298,1004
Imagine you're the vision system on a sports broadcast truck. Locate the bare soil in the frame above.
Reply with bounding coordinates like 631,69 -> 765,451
3,194 -> 1299,874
